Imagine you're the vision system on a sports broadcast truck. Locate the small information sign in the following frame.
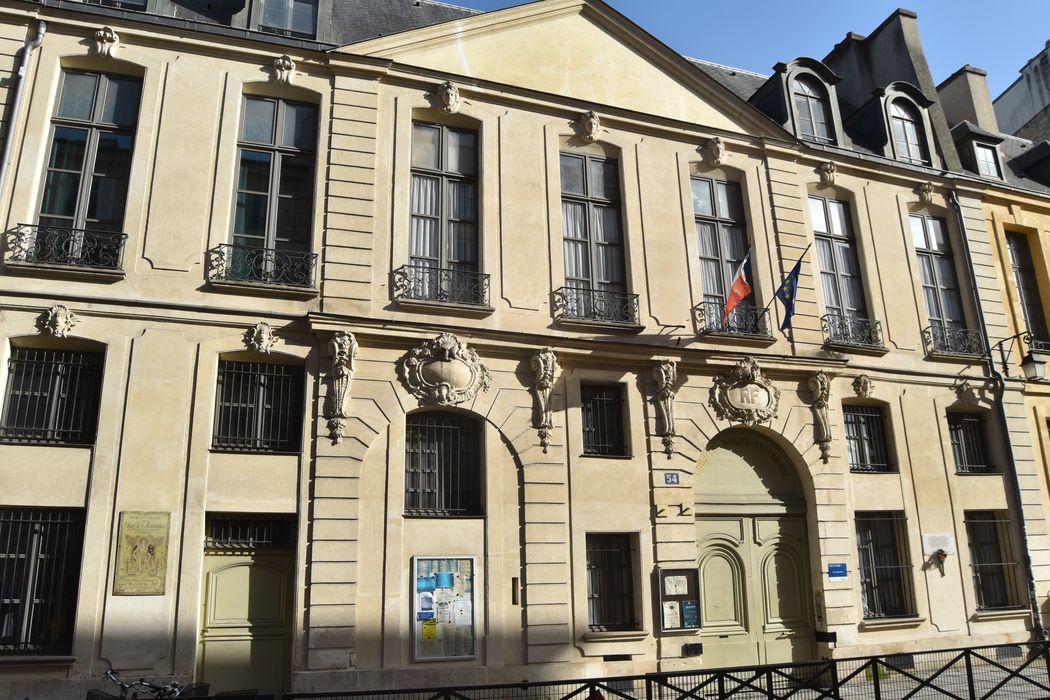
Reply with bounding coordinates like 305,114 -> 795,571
827,563 -> 848,582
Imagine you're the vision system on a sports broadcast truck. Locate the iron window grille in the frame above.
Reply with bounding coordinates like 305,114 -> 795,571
0,348 -> 103,445
1006,232 -> 1050,348
229,96 -> 317,285
580,385 -> 626,457
560,153 -> 630,323
404,412 -> 482,517
211,360 -> 304,453
694,299 -> 772,338
793,76 -> 834,144
843,405 -> 893,473
692,176 -> 754,323
856,512 -> 915,619
408,122 -> 481,305
205,513 -> 296,550
0,508 -> 84,656
911,215 -> 972,354
948,413 -> 994,474
37,71 -> 141,236
586,533 -> 637,631
889,99 -> 930,165
965,512 -> 1022,611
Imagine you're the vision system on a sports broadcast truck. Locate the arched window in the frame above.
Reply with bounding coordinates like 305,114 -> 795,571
405,411 -> 481,516
889,100 -> 929,164
792,76 -> 833,143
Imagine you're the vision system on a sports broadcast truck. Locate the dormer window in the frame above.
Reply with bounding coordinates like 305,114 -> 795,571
889,100 -> 929,165
793,76 -> 833,144
975,143 -> 1001,178
259,0 -> 317,39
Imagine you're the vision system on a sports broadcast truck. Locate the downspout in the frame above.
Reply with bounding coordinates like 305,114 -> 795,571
0,20 -> 46,202
948,188 -> 1048,641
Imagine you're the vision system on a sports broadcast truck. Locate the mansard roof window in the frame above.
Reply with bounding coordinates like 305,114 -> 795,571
889,99 -> 930,165
259,0 -> 318,39
793,75 -> 834,144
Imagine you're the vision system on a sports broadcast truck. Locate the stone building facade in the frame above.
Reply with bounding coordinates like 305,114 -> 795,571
1,1 -> 1049,698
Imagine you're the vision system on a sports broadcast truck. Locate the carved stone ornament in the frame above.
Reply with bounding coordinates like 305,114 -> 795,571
435,80 -> 462,114
917,180 -> 935,204
324,331 -> 359,444
698,136 -> 727,166
531,348 -> 559,453
399,333 -> 491,407
95,26 -> 119,58
955,379 -> 979,406
273,55 -> 296,85
38,304 -> 78,338
852,374 -> 874,399
708,356 -> 780,426
653,360 -> 678,457
818,161 -> 837,188
244,322 -> 277,354
575,110 -> 602,143
808,370 -> 832,464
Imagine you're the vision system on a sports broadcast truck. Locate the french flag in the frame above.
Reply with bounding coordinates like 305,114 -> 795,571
723,254 -> 753,322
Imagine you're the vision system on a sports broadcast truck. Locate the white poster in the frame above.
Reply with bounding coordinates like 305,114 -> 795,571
412,557 -> 476,661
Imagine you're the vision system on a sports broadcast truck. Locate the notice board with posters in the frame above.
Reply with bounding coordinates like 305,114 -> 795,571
412,556 -> 476,660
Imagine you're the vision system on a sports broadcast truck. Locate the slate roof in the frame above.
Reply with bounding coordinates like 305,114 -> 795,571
331,0 -> 480,45
685,58 -> 769,102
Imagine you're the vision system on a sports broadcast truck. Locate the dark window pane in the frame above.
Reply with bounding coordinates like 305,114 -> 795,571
242,98 -> 276,144
86,133 -> 134,227
101,77 -> 142,127
281,102 -> 317,151
238,150 -> 272,192
290,0 -> 317,35
589,158 -> 619,201
412,124 -> 441,170
275,155 -> 314,247
560,154 -> 585,196
447,129 -> 476,177
57,73 -> 98,121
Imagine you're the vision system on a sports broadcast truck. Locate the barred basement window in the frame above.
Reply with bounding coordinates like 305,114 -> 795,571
948,413 -> 994,474
205,513 -> 296,550
0,508 -> 85,656
212,360 -> 304,452
856,512 -> 914,619
580,385 -> 626,456
0,348 -> 104,445
586,533 -> 637,631
404,412 -> 481,516
965,511 -> 1021,611
843,405 -> 893,472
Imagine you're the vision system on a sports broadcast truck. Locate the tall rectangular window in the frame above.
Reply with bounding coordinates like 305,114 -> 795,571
39,71 -> 141,233
259,0 -> 317,38
408,122 -> 480,304
560,154 -> 630,322
948,413 -> 994,474
911,215 -> 969,351
404,412 -> 481,517
1006,232 -> 1049,345
965,511 -> 1021,611
0,508 -> 84,656
212,361 -> 304,453
580,385 -> 625,456
843,405 -> 893,473
856,512 -> 914,618
585,533 -> 636,631
693,177 -> 755,332
0,348 -> 104,445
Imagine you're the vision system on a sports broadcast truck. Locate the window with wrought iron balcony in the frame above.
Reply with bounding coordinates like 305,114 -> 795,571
821,313 -> 884,350
6,71 -> 139,280
693,299 -> 772,339
207,96 -> 318,296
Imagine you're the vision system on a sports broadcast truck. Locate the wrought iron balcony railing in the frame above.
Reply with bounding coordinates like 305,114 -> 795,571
552,286 -> 640,326
821,313 -> 884,349
694,300 -> 772,338
922,325 -> 985,357
392,264 -> 490,307
208,244 -> 317,289
8,224 -> 127,271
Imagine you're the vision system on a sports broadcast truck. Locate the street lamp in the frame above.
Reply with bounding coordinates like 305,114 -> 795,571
990,331 -> 1046,381
1020,351 -> 1047,381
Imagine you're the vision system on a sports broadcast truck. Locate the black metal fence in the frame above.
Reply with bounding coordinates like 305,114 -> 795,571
208,243 -> 317,288
694,300 -> 772,338
393,264 -> 491,307
285,642 -> 1050,700
9,224 -> 128,270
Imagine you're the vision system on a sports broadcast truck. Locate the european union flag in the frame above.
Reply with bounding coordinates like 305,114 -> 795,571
775,260 -> 803,330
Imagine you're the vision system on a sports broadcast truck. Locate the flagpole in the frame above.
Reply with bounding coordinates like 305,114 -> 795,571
762,242 -> 812,314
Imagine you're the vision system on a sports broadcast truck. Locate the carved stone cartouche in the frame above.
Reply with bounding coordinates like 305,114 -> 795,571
399,333 -> 491,407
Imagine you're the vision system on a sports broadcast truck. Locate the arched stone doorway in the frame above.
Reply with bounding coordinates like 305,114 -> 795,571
694,429 -> 815,667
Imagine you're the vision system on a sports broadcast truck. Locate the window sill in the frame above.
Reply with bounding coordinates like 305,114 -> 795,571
850,468 -> 898,474
395,298 -> 495,316
859,615 -> 924,631
4,260 -> 125,283
698,331 -> 776,346
0,655 -> 77,667
582,630 -> 648,643
207,279 -> 318,300
0,438 -> 94,448
209,447 -> 303,456
579,453 -> 633,460
555,318 -> 644,333
955,469 -> 1000,476
403,513 -> 485,519
823,341 -> 889,356
925,350 -> 984,363
970,607 -> 1029,622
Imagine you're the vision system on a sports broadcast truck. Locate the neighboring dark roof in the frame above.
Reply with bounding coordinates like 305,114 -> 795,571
331,0 -> 480,45
1001,135 -> 1050,193
950,120 -> 1005,145
686,58 -> 769,101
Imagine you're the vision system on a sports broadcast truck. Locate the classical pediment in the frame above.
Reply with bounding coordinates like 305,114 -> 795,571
343,0 -> 785,137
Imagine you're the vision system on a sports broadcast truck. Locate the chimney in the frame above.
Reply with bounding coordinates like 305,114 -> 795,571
937,65 -> 1000,132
